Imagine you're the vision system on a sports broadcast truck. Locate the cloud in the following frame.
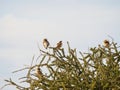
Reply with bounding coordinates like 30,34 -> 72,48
0,14 -> 39,40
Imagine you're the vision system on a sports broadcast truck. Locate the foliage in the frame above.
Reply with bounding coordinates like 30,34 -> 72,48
2,41 -> 120,90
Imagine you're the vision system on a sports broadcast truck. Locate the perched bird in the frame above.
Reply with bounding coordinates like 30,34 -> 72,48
56,41 -> 62,49
35,67 -> 43,77
103,40 -> 110,47
43,38 -> 50,49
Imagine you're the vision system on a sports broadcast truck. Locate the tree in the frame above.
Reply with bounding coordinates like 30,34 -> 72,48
2,40 -> 120,90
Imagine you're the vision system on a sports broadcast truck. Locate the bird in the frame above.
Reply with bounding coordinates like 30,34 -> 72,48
56,41 -> 62,49
103,40 -> 110,47
43,38 -> 50,49
35,66 -> 43,77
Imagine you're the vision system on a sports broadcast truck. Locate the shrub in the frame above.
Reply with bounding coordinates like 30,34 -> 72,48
2,40 -> 120,90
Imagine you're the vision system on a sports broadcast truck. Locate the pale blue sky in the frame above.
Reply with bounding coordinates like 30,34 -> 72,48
0,0 -> 120,89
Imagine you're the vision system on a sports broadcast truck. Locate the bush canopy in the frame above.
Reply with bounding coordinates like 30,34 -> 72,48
3,40 -> 120,90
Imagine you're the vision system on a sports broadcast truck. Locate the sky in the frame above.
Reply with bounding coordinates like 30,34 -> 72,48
0,0 -> 120,89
